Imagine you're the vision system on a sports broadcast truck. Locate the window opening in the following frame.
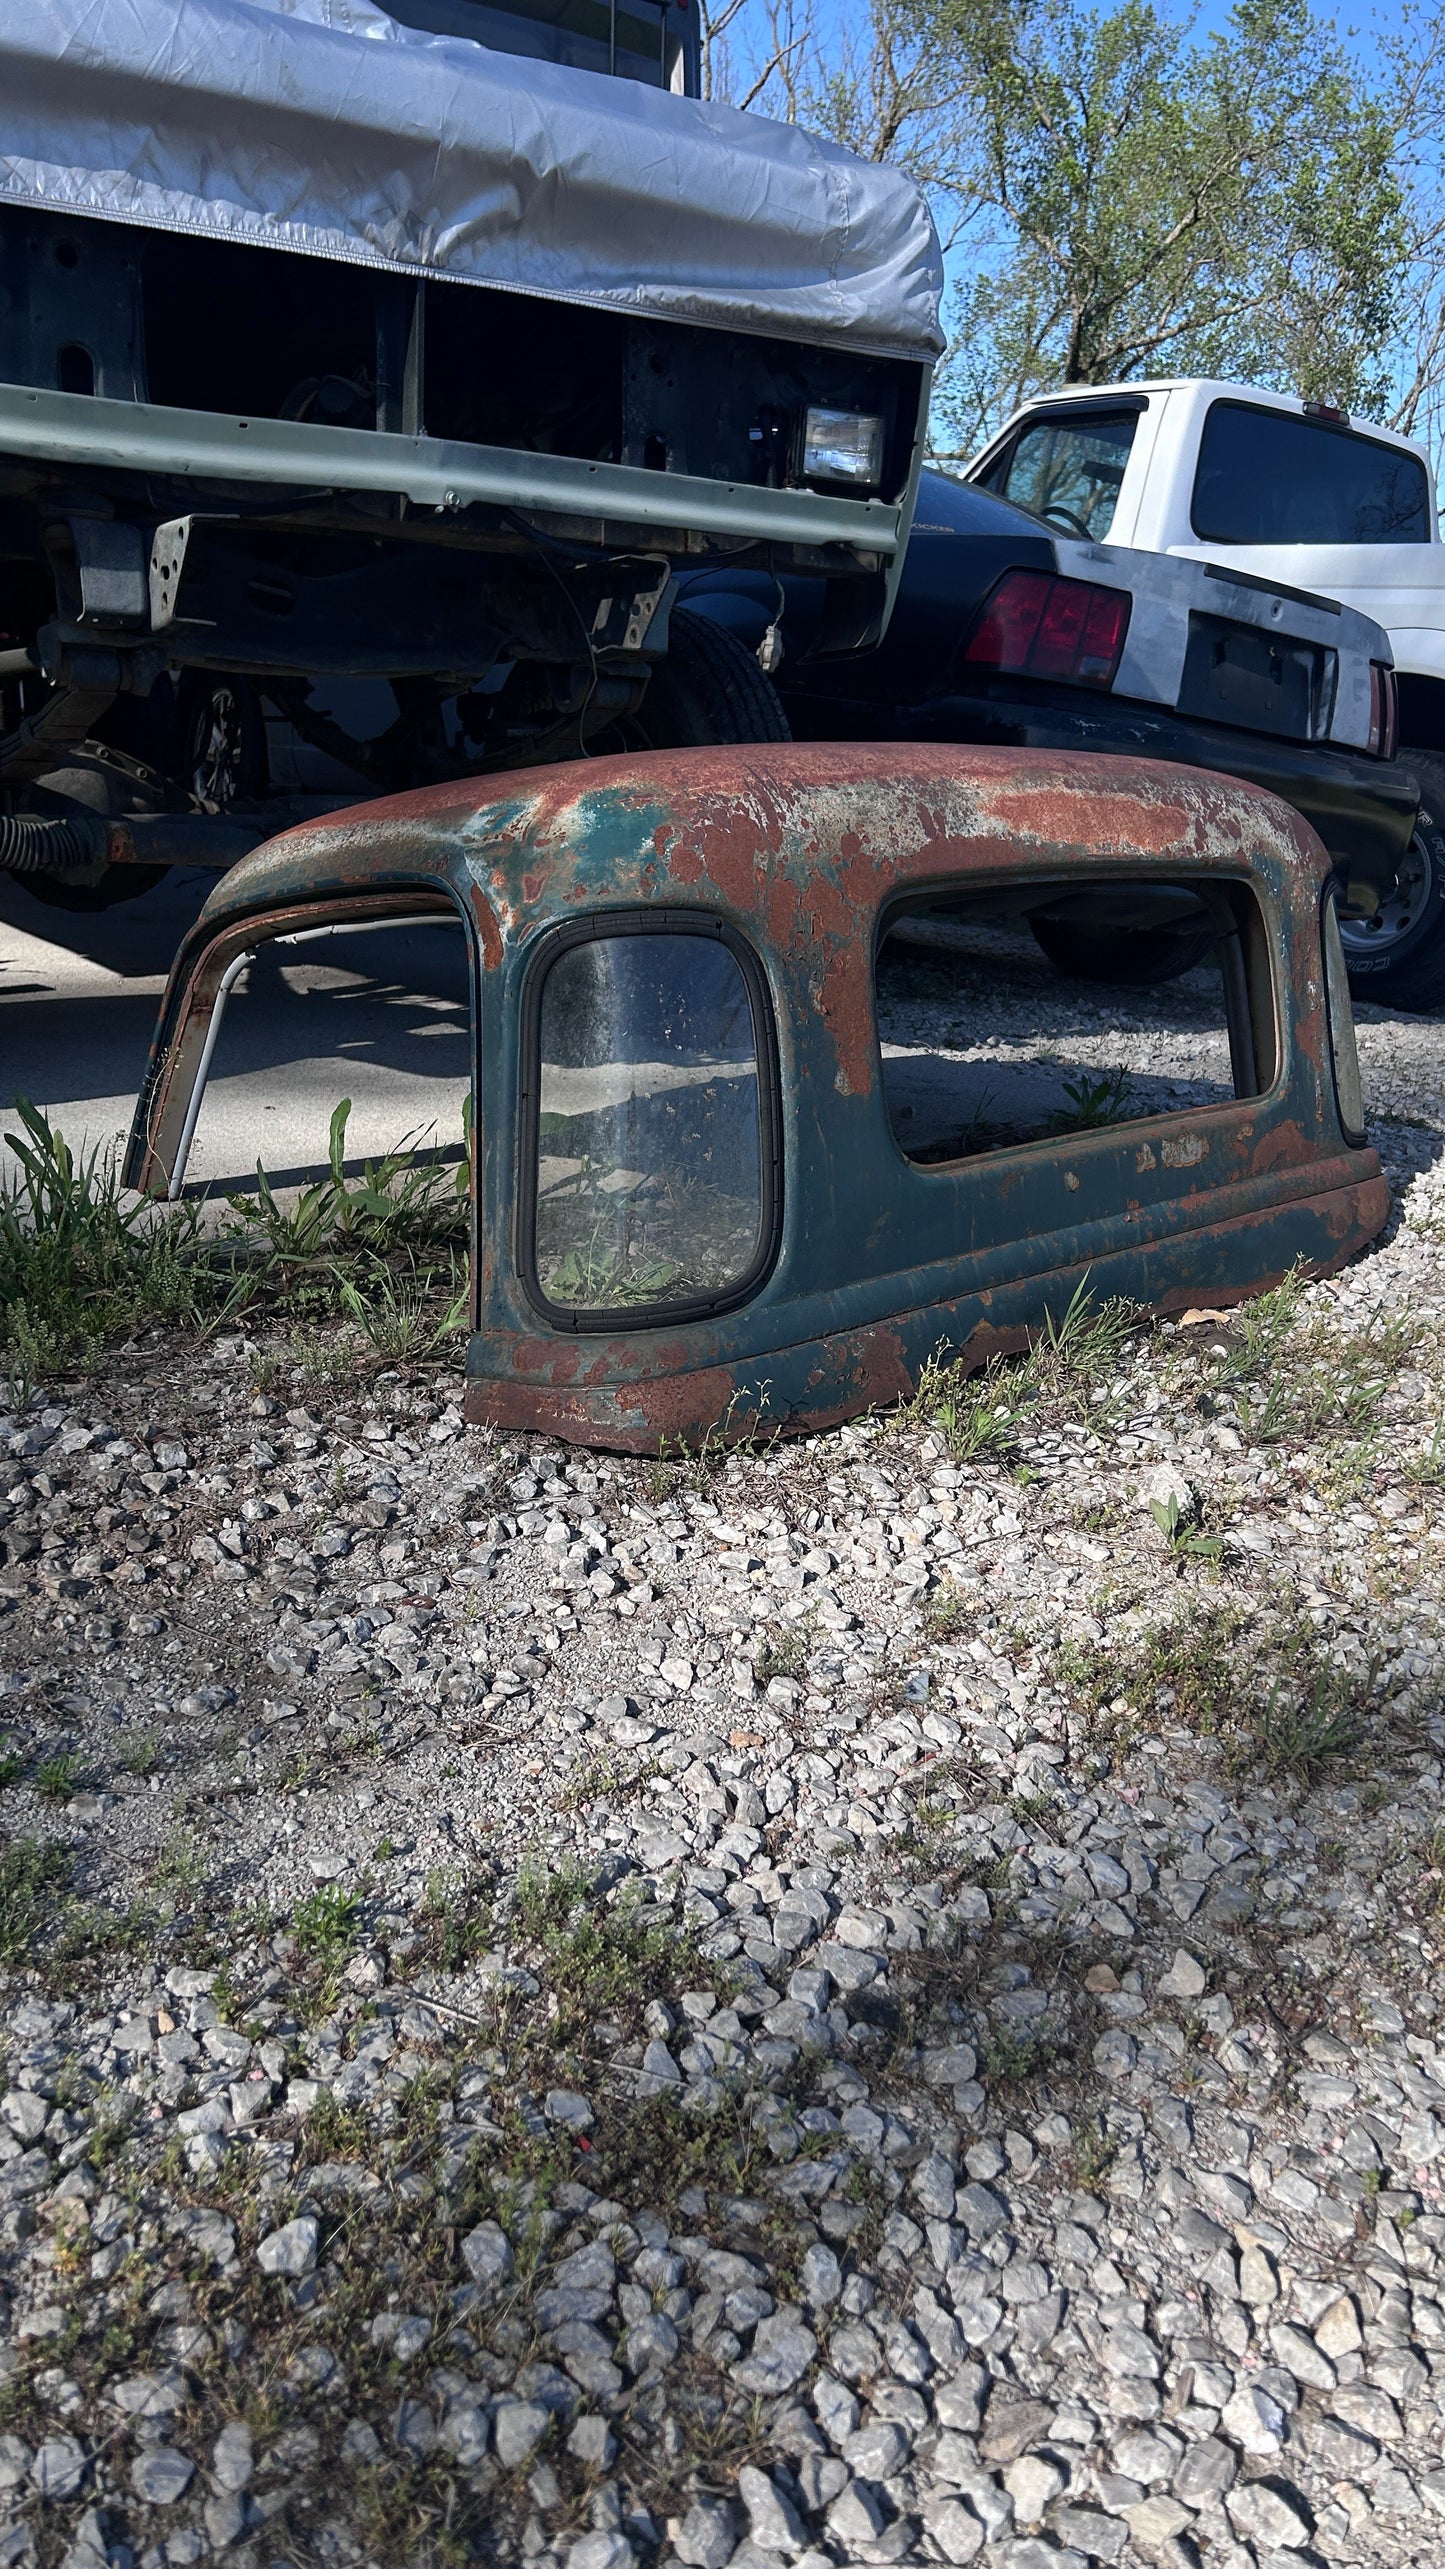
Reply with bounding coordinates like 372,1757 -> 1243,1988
1321,891 -> 1366,1142
525,921 -> 777,1324
1192,403 -> 1431,545
875,880 -> 1273,1166
165,912 -> 470,1201
979,409 -> 1139,539
373,0 -> 692,88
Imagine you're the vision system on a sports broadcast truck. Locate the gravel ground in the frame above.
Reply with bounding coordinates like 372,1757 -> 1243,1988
1,963 -> 1444,2569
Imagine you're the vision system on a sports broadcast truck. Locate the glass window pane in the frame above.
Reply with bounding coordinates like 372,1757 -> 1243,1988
1192,403 -> 1431,544
1322,894 -> 1366,1140
989,412 -> 1138,538
534,932 -> 764,1314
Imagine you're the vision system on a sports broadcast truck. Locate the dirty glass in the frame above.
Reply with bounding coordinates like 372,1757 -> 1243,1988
983,411 -> 1138,539
876,885 -> 1266,1165
533,932 -> 764,1315
1192,403 -> 1431,544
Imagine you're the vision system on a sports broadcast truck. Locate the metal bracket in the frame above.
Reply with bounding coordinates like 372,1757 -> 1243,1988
150,518 -> 193,630
64,517 -> 150,629
590,562 -> 674,660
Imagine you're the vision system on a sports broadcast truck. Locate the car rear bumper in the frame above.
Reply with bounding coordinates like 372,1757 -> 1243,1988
925,683 -> 1420,904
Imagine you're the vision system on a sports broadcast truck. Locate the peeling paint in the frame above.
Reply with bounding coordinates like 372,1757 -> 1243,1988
124,741 -> 1389,1451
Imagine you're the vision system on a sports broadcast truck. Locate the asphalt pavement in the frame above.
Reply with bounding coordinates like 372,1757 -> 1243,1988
0,865 -> 470,1200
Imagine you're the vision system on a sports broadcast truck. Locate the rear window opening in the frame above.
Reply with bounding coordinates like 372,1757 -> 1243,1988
876,880 -> 1274,1166
1192,402 -> 1432,545
523,921 -> 779,1326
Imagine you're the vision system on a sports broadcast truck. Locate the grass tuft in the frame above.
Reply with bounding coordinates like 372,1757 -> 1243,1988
1050,1600 -> 1369,1787
0,1837 -> 74,1962
910,1278 -> 1143,1460
0,1095 -> 471,1389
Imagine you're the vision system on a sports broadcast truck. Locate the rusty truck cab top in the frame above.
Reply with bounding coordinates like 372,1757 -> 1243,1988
127,742 -> 1386,1449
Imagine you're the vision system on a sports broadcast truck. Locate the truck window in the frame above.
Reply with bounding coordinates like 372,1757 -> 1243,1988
1192,401 -> 1431,544
977,410 -> 1139,540
526,924 -> 777,1323
375,0 -> 695,90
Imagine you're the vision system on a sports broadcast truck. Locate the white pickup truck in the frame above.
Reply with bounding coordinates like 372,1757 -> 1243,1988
968,379 -> 1445,1009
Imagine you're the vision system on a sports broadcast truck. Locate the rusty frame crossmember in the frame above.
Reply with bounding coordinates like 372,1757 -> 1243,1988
125,742 -> 1388,1451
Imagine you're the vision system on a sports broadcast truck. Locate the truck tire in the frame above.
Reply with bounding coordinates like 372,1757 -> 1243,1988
1030,914 -> 1214,987
1337,749 -> 1445,1012
627,608 -> 790,748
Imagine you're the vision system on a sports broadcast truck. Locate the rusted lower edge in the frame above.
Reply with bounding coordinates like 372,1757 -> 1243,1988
462,1171 -> 1389,1453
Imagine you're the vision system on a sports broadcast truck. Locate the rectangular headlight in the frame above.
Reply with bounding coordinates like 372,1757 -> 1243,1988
802,407 -> 884,487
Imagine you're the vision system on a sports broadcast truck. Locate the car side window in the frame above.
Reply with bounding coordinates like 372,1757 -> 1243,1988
981,411 -> 1139,539
1192,402 -> 1432,544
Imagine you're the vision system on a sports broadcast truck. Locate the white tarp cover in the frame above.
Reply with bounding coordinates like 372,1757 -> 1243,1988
0,0 -> 944,362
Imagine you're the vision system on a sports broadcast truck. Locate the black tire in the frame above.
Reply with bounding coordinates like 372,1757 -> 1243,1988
1338,748 -> 1445,1012
5,861 -> 171,913
1030,914 -> 1215,987
611,607 -> 791,750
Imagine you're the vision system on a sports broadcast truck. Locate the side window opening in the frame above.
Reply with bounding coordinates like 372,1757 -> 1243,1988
980,410 -> 1140,540
156,910 -> 471,1206
875,880 -> 1274,1166
523,921 -> 779,1325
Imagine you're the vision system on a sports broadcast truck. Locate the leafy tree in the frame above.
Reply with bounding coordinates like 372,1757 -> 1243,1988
710,0 -> 1414,457
932,0 -> 1405,452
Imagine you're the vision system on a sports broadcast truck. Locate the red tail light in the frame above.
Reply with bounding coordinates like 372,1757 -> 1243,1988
962,569 -> 1132,690
1368,662 -> 1398,759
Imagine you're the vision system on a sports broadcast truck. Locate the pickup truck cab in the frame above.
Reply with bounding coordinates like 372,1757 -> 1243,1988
970,381 -> 1445,1008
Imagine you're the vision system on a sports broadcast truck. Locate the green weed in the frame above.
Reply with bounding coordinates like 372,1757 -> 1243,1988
0,1838 -> 74,1962
34,1751 -> 83,1805
512,1859 -> 703,2040
0,1099 -> 215,1384
294,1883 -> 363,1963
1046,1065 -> 1134,1130
1050,1601 -> 1368,1788
909,1278 -> 1142,1457
1148,1492 -> 1224,1564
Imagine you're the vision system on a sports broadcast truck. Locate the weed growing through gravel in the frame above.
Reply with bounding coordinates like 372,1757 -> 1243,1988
1148,1490 -> 1224,1565
1046,1063 -> 1134,1130
0,1094 -> 470,1387
0,1098 -> 216,1385
294,1881 -> 364,1964
1051,1600 -> 1372,1787
33,1746 -> 84,1803
1187,1265 -> 1424,1448
512,1858 -> 705,2040
0,1835 -> 73,1961
910,1279 -> 1143,1461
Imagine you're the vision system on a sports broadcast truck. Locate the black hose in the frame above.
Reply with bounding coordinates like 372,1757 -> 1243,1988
0,807 -> 107,873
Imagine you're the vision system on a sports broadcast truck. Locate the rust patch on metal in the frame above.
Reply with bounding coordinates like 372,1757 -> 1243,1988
469,883 -> 503,971
127,739 -> 1388,1450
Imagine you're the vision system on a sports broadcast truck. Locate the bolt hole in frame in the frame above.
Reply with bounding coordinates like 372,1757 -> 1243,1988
125,744 -> 1388,1448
